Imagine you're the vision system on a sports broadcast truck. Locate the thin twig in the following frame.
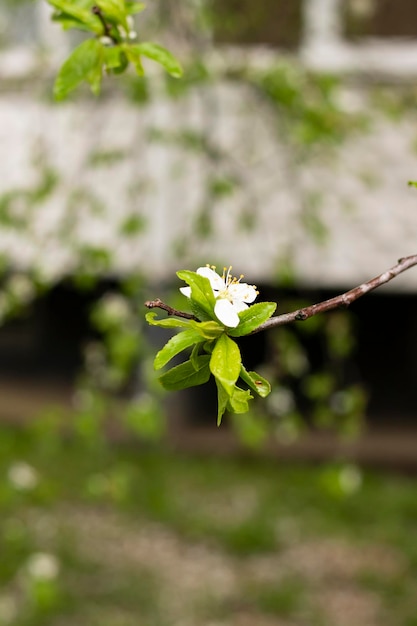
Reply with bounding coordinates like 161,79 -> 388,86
92,5 -> 113,39
144,255 -> 417,332
144,298 -> 197,320
251,254 -> 417,334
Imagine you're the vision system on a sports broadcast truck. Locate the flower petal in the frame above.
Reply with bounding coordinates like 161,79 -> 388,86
196,267 -> 225,292
228,282 -> 258,304
232,300 -> 248,314
179,286 -> 191,298
214,298 -> 240,328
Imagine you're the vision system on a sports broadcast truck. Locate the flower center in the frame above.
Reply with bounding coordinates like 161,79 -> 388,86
218,288 -> 233,302
218,266 -> 243,302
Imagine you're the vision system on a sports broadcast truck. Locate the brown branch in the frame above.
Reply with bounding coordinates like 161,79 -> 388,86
92,5 -> 113,39
144,298 -> 197,320
144,255 -> 417,332
251,254 -> 417,334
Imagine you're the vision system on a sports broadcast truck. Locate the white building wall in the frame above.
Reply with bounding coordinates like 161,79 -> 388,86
0,1 -> 416,290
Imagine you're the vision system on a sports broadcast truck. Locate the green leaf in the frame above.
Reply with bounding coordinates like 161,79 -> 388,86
124,45 -> 144,76
51,12 -> 93,32
203,340 -> 215,354
189,320 -> 223,340
54,38 -> 104,100
177,270 -> 216,321
209,334 -> 241,396
154,329 -> 203,370
145,311 -> 192,329
126,1 -> 146,14
227,386 -> 253,414
159,356 -> 210,391
111,51 -> 129,74
216,381 -> 253,424
47,0 -> 101,33
239,366 -> 271,398
130,43 -> 183,77
103,45 -> 124,69
97,0 -> 128,30
228,302 -> 277,337
190,342 -> 203,370
215,379 -> 229,426
408,181 -> 417,188
189,300 -> 212,323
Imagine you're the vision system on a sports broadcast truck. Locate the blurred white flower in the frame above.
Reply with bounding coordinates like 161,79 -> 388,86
7,462 -> 38,491
100,293 -> 131,322
26,553 -> 60,581
100,35 -> 113,46
7,274 -> 35,304
349,0 -> 375,19
339,464 -> 362,495
72,388 -> 94,411
267,388 -> 295,416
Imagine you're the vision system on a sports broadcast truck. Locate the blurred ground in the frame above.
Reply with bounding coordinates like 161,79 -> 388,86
1,427 -> 417,626
47,507 -> 405,626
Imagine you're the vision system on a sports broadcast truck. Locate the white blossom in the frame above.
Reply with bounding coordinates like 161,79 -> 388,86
180,265 -> 258,328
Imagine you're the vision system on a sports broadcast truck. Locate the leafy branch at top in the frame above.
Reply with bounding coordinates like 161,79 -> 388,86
46,0 -> 183,100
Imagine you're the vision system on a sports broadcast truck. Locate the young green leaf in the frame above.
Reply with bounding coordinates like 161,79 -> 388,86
189,301 -> 213,323
51,12 -> 93,32
54,38 -> 104,100
130,43 -> 183,77
154,329 -> 203,370
190,342 -> 204,370
124,46 -> 145,76
126,1 -> 146,15
215,379 -> 229,426
239,366 -> 271,398
159,356 -> 210,390
216,380 -> 254,425
202,340 -> 215,354
177,270 -> 216,321
227,387 -> 253,414
111,51 -> 129,74
96,0 -> 128,30
126,0 -> 146,15
103,45 -> 125,70
47,0 -> 102,33
145,311 -> 192,329
228,302 -> 277,337
209,334 -> 241,396
189,320 -> 223,340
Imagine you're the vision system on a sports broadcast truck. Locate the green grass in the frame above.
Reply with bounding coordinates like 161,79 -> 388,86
1,423 -> 417,625
245,575 -> 309,617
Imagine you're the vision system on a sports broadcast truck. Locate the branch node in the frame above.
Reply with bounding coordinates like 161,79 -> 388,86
295,311 -> 308,321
